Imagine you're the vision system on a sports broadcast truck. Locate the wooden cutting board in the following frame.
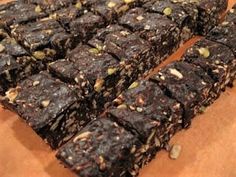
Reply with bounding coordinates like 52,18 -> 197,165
0,0 -> 236,177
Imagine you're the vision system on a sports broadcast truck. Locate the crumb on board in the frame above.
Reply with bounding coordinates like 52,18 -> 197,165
169,144 -> 182,160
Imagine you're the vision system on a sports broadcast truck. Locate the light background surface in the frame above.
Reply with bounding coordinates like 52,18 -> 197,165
0,0 -> 236,176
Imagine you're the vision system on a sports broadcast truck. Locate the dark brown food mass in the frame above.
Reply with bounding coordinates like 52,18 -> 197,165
48,44 -> 121,112
56,118 -> 143,177
119,7 -> 181,57
182,39 -> 236,98
150,61 -> 214,128
0,1 -> 47,30
207,13 -> 236,57
0,29 -> 42,95
11,17 -> 74,62
1,72 -> 91,149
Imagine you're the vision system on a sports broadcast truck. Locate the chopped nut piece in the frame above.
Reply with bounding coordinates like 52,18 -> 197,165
94,78 -> 104,92
6,60 -> 11,66
49,13 -> 57,19
44,29 -> 53,35
120,31 -> 130,36
130,145 -> 136,153
32,81 -> 40,86
98,156 -> 106,170
123,0 -> 134,4
146,130 -> 156,144
95,44 -> 103,51
75,2 -> 82,9
169,144 -> 182,160
199,106 -> 206,114
136,107 -> 143,112
163,7 -> 172,16
107,68 -> 118,75
74,77 -> 79,83
160,75 -> 165,80
33,51 -> 46,60
136,15 -> 144,21
73,131 -> 92,142
229,9 -> 235,13
41,100 -> 50,108
169,68 -> 183,79
198,47 -> 210,58
76,166 -> 82,171
98,155 -> 105,163
35,5 -> 42,13
107,1 -> 117,8
89,48 -> 100,54
128,81 -> 139,89
5,88 -> 19,103
116,4 -> 129,13
155,137 -> 161,147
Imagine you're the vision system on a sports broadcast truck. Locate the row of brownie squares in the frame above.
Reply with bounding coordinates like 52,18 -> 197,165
0,0 -> 230,148
2,0 -> 229,50
0,0 -> 228,35
55,4 -> 236,177
0,0 -> 228,95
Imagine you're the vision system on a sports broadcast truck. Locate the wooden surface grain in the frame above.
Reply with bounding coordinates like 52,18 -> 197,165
0,0 -> 236,177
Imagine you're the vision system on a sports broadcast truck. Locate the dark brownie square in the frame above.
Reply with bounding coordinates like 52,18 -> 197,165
0,1 -> 47,30
143,0 -> 197,41
108,108 -> 162,167
48,44 -> 122,111
107,80 -> 183,167
183,39 -> 236,97
0,53 -> 20,95
119,7 -> 180,58
2,72 -> 90,149
11,17 -> 74,62
56,118 -> 144,177
144,0 -> 227,35
0,29 -> 43,95
50,5 -> 105,42
69,12 -> 105,41
49,5 -> 86,31
88,25 -> 155,78
110,80 -> 182,143
150,61 -> 214,128
207,21 -> 236,57
191,0 -> 228,34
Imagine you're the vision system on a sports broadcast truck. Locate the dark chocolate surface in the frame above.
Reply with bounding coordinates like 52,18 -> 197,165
119,8 -> 180,57
57,118 -> 142,177
183,39 -> 236,95
0,1 -> 46,30
207,21 -> 236,57
151,61 -> 214,127
5,72 -> 78,129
